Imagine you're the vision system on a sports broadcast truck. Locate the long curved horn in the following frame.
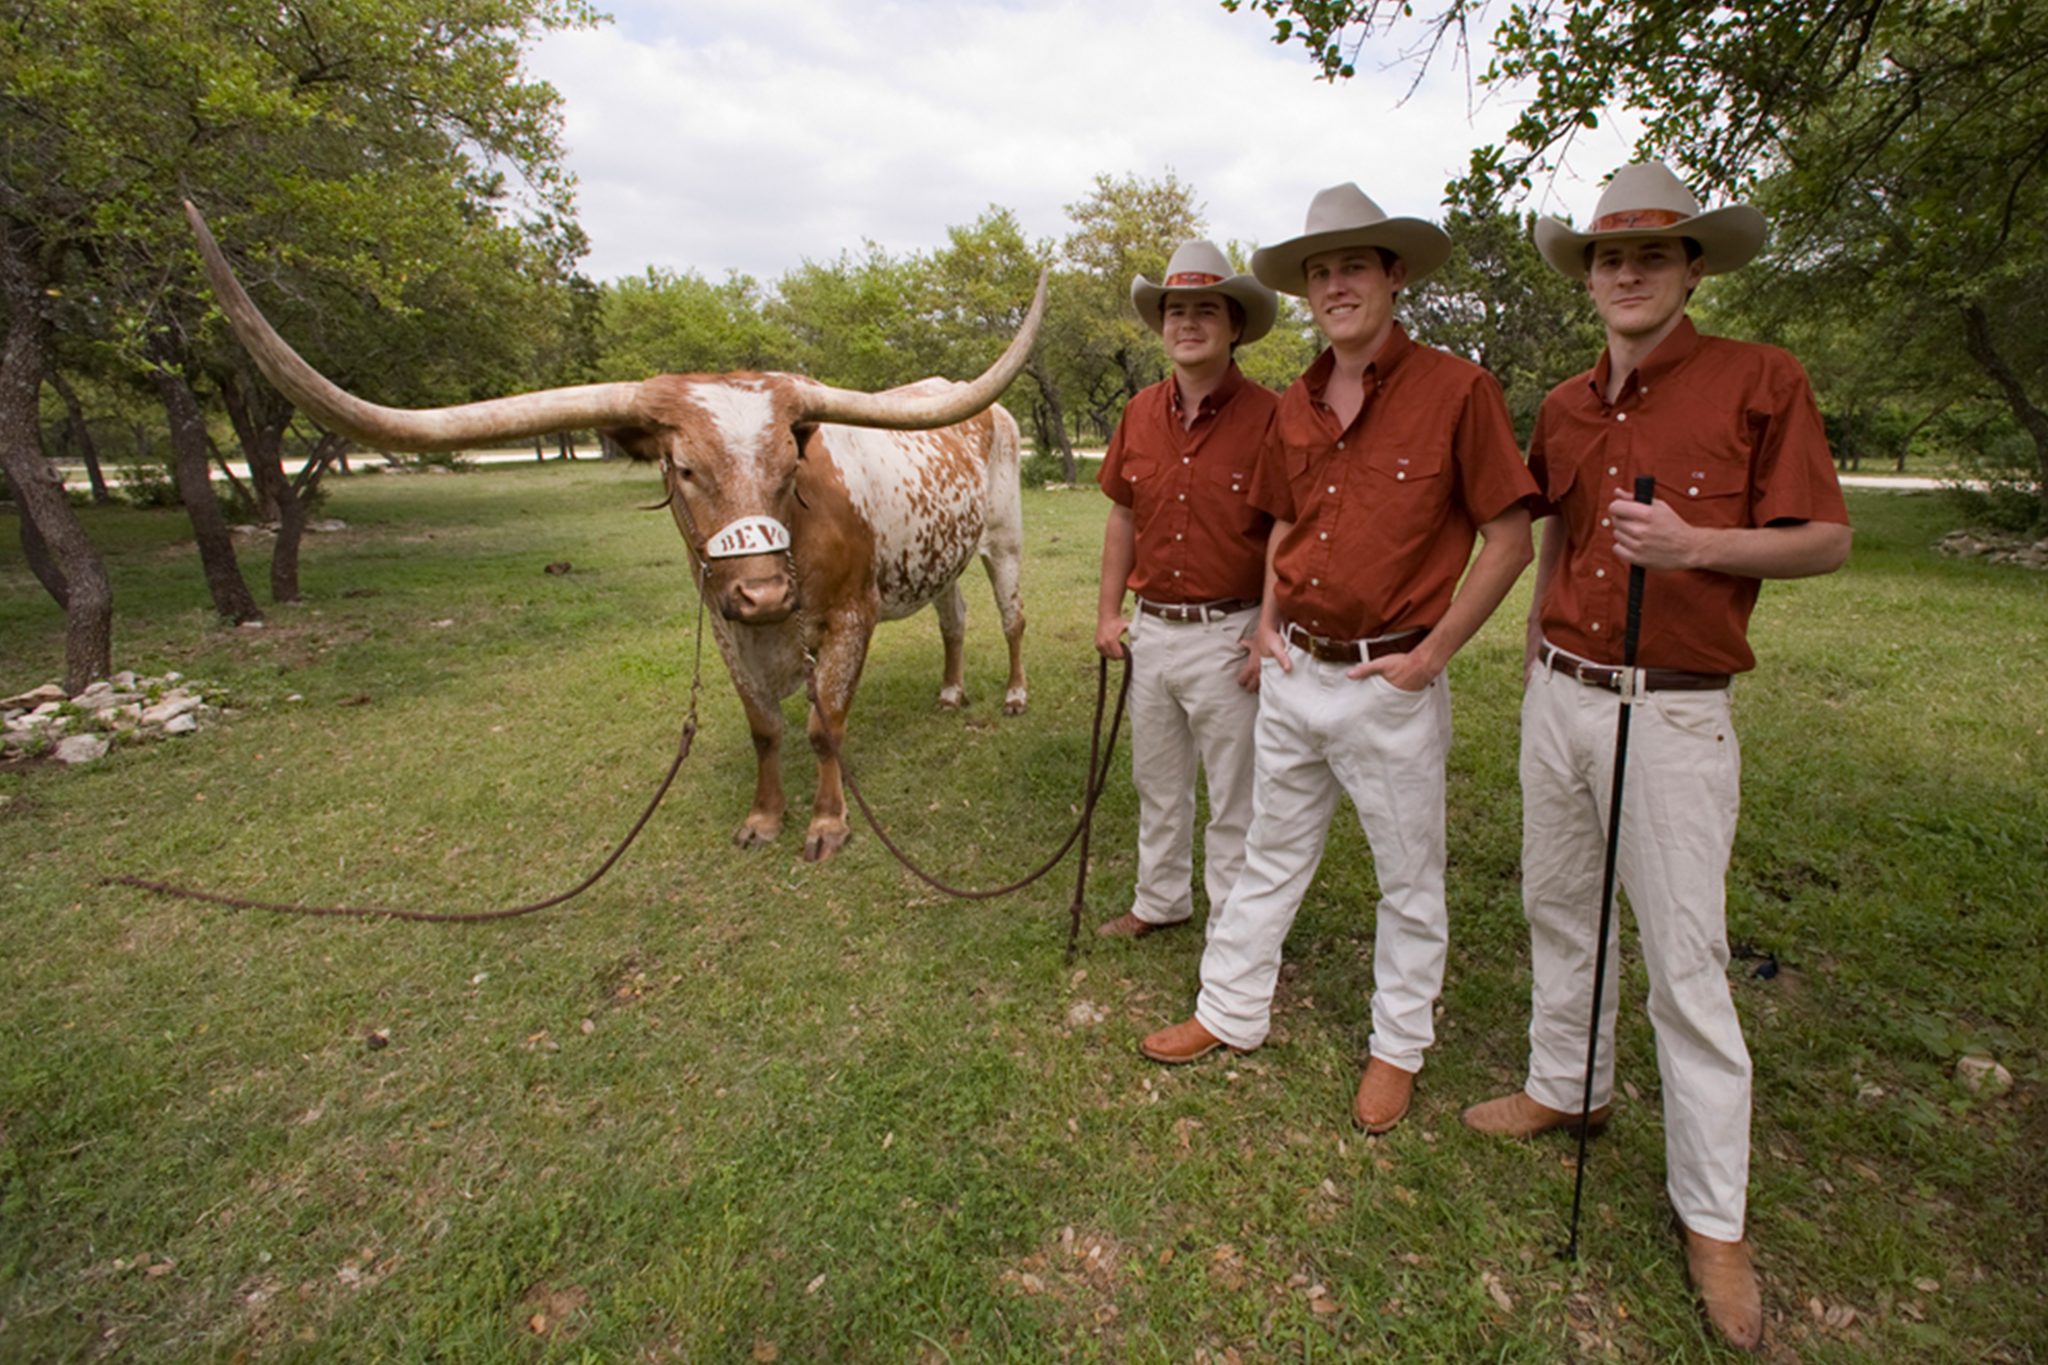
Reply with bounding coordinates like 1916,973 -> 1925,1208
184,201 -> 646,452
793,268 -> 1049,430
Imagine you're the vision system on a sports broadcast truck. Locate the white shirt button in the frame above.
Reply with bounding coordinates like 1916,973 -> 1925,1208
1396,472 -> 1406,481
1607,466 -> 1618,476
1591,622 -> 1603,631
1688,486 -> 1700,497
1175,533 -> 1183,541
1320,532 -> 1328,540
1337,440 -> 1346,450
1595,568 -> 1606,578
1311,577 -> 1320,586
1172,570 -> 1181,577
1601,517 -> 1611,527
1616,413 -> 1627,423
1327,485 -> 1337,494
1177,493 -> 1185,501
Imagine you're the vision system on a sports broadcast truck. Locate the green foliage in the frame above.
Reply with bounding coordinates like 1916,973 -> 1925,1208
598,268 -> 792,378
1405,193 -> 1602,438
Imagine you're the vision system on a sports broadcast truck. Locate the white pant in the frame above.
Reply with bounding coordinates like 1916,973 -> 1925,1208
1124,608 -> 1260,925
1195,651 -> 1451,1069
1519,661 -> 1749,1241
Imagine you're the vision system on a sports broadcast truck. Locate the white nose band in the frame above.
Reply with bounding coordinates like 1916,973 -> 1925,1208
705,515 -> 792,559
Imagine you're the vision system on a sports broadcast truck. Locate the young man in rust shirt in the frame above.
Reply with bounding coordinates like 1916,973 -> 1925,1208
1095,240 -> 1279,939
1461,162 -> 1851,1351
1141,186 -> 1537,1139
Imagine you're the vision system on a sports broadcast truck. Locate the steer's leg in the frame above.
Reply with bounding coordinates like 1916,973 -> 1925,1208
982,547 -> 1028,715
733,689 -> 787,849
803,611 -> 872,862
934,579 -> 968,709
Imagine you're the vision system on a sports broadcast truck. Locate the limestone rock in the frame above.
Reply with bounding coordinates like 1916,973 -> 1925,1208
1,684 -> 65,708
162,713 -> 200,736
1956,1054 -> 2014,1095
141,691 -> 202,727
54,734 -> 110,765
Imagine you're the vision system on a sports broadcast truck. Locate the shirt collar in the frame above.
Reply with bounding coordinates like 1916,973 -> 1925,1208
1169,361 -> 1246,422
1305,322 -> 1415,402
1587,315 -> 1700,404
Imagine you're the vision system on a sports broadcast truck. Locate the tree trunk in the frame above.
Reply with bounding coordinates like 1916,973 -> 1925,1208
1960,303 -> 2048,514
5,466 -> 68,607
47,370 -> 110,505
1025,355 -> 1076,482
221,372 -> 307,603
203,428 -> 257,512
0,220 -> 112,690
150,353 -> 261,623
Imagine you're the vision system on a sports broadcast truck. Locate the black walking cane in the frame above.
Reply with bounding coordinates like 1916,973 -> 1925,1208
1562,473 -> 1658,1262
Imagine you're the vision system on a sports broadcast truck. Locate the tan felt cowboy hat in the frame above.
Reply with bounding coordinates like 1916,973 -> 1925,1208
1534,161 -> 1767,278
1131,239 -> 1278,345
1250,183 -> 1452,295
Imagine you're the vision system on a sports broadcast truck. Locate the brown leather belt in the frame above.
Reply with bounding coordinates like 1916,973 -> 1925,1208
1542,644 -> 1729,693
1283,623 -> 1428,665
1137,597 -> 1258,624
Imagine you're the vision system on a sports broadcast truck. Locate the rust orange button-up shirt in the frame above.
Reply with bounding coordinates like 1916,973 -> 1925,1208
1527,318 -> 1850,675
1098,364 -> 1278,604
1249,326 -> 1536,639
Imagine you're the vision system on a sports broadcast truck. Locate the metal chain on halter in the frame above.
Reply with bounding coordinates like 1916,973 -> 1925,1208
808,647 -> 1133,960
106,573 -> 715,923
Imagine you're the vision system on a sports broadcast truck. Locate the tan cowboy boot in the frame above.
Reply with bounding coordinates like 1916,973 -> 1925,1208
1461,1090 -> 1611,1138
1352,1058 -> 1416,1134
1096,911 -> 1180,939
1683,1226 -> 1764,1351
1139,1017 -> 1234,1064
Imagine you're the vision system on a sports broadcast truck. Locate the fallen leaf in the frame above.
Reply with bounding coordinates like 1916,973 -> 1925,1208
881,1131 -> 894,1150
1914,1277 -> 1940,1294
751,1342 -> 780,1362
528,1313 -> 548,1334
806,1273 -> 826,1296
579,1018 -> 595,1035
1482,1270 -> 1514,1312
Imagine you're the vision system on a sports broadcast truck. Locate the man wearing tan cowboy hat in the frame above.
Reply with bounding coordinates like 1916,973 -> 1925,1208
1139,185 -> 1538,1139
1095,240 -> 1280,939
1461,161 -> 1851,1351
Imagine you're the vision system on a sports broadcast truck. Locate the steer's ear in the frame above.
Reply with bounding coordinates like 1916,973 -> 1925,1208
792,422 -> 818,458
605,425 -> 662,462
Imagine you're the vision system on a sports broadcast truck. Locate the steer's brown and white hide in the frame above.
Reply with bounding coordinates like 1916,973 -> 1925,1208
621,374 -> 1026,862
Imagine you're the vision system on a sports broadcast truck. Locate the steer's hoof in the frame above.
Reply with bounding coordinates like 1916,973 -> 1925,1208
936,684 -> 967,710
733,814 -> 782,849
802,820 -> 851,863
1003,688 -> 1028,716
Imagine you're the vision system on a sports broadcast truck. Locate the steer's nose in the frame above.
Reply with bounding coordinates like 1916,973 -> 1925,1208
725,571 -> 796,622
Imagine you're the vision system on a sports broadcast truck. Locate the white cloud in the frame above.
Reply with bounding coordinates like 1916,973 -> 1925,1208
526,0 -> 1638,282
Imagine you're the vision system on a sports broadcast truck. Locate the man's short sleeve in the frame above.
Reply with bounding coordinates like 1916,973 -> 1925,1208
1097,413 -> 1135,507
1452,370 -> 1540,525
1246,421 -> 1296,523
1751,354 -> 1850,528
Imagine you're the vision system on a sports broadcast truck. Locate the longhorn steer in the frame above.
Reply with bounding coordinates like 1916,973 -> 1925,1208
185,202 -> 1044,862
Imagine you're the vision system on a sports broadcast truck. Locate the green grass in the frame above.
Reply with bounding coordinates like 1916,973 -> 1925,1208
1,469 -> 2042,1362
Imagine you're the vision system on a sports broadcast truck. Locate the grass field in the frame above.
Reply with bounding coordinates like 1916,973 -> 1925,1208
1,464 -> 2042,1362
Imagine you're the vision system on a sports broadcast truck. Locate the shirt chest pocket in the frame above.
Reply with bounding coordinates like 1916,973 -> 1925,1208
1365,444 -> 1447,493
1660,458 -> 1750,530
1202,458 -> 1251,498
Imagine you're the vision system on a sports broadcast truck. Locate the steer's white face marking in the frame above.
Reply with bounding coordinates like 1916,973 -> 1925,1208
684,381 -> 782,488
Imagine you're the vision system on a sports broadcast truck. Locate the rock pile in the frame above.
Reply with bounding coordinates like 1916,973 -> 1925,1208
2,671 -> 224,766
1936,529 -> 2048,569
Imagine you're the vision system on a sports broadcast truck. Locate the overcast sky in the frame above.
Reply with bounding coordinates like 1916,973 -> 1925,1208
524,0 -> 1639,284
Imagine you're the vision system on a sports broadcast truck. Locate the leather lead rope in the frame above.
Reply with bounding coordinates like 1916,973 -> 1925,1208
106,582 -> 714,923
814,649 -> 1133,961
